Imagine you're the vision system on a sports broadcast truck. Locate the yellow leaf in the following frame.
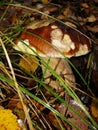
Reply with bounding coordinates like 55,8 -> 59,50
81,3 -> 89,8
91,98 -> 98,119
42,0 -> 51,4
19,55 -> 39,74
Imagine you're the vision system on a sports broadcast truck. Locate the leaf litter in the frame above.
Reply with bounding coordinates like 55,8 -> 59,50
0,0 -> 98,130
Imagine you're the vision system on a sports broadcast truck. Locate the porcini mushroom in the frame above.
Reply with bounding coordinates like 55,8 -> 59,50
14,20 -> 91,58
14,20 -> 91,91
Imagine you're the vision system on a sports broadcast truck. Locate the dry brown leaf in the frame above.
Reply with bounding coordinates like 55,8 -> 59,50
81,3 -> 89,8
87,15 -> 96,22
19,55 -> 39,74
42,0 -> 52,4
87,25 -> 98,33
66,100 -> 88,130
8,95 -> 27,120
90,98 -> 98,120
63,7 -> 72,17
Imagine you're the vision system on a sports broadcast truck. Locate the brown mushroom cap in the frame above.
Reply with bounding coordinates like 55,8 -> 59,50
14,21 -> 91,58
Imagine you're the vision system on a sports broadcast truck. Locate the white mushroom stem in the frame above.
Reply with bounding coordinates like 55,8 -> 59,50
41,57 -> 76,91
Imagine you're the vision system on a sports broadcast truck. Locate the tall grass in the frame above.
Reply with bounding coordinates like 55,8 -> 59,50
0,1 -> 98,130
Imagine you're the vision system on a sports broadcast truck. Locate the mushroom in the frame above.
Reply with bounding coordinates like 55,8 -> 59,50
14,20 -> 91,91
14,20 -> 91,58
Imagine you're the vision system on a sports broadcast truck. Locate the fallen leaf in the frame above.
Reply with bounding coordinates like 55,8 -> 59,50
8,95 -> 27,119
42,0 -> 52,4
19,55 -> 39,74
87,15 -> 96,22
90,98 -> 98,121
66,100 -> 88,130
81,3 -> 89,8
